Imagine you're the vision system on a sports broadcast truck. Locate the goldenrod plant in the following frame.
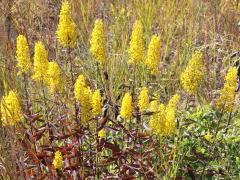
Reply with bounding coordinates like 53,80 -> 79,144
90,19 -> 106,65
56,0 -> 77,48
128,20 -> 145,65
120,92 -> 133,120
180,51 -> 204,95
53,151 -> 63,169
216,67 -> 238,113
32,41 -> 49,83
16,35 -> 31,75
1,91 -> 23,126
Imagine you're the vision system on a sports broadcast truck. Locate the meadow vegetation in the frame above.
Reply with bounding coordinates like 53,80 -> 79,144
0,0 -> 240,179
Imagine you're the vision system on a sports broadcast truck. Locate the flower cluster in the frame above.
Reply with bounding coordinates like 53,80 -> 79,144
216,67 -> 238,113
98,129 -> 106,138
56,0 -> 77,48
128,20 -> 144,64
138,87 -> 149,112
16,35 -> 31,75
167,94 -> 180,110
32,41 -> 49,83
53,151 -> 63,169
48,61 -> 62,94
74,75 -> 92,124
91,89 -> 102,116
1,91 -> 23,126
149,94 -> 180,136
90,19 -> 106,65
180,51 -> 204,95
145,35 -> 161,74
120,92 -> 132,120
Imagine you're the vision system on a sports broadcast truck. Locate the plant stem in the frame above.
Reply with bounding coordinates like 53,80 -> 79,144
41,80 -> 48,121
224,112 -> 233,134
68,47 -> 79,124
23,73 -> 30,115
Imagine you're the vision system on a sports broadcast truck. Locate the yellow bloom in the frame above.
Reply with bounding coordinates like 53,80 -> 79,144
180,51 -> 204,95
74,75 -> 92,124
90,19 -> 106,65
16,35 -> 31,75
98,129 -> 106,138
204,132 -> 213,143
167,94 -> 180,110
149,103 -> 163,133
149,100 -> 158,112
92,89 -> 102,116
56,0 -> 77,48
53,150 -> 63,169
145,35 -> 161,74
120,92 -> 132,120
32,41 -> 49,83
1,91 -> 23,126
163,107 -> 176,136
149,94 -> 180,137
138,87 -> 149,112
74,75 -> 87,100
216,67 -> 237,113
128,20 -> 144,64
48,61 -> 61,94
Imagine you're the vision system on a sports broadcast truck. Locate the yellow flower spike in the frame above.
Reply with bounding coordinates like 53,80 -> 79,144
16,35 -> 31,75
120,92 -> 132,120
90,19 -> 106,65
149,103 -> 165,135
56,0 -> 77,48
53,150 -> 63,169
163,107 -> 176,136
32,41 -> 49,83
216,67 -> 238,113
161,94 -> 180,136
148,99 -> 159,131
149,100 -> 158,112
74,74 -> 85,100
74,74 -> 92,124
145,35 -> 161,74
92,89 -> 102,116
1,91 -> 23,126
167,94 -> 180,110
149,94 -> 180,137
138,87 -> 149,112
128,20 -> 144,64
48,61 -> 62,94
180,51 -> 204,95
98,129 -> 106,138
